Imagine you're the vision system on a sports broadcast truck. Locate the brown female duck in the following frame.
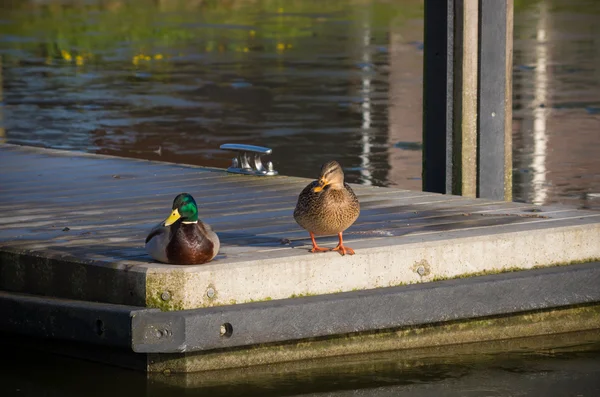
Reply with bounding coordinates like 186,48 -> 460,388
294,160 -> 360,255
145,193 -> 219,265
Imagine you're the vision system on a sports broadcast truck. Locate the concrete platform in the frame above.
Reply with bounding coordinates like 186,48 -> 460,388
1,144 -> 600,372
1,143 -> 599,311
0,145 -> 600,310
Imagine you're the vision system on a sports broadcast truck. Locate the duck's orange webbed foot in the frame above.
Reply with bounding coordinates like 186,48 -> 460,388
332,244 -> 355,256
310,246 -> 332,253
309,232 -> 331,253
332,232 -> 355,256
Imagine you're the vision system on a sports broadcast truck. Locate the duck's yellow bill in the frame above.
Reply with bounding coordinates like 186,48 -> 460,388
312,178 -> 329,193
164,209 -> 181,226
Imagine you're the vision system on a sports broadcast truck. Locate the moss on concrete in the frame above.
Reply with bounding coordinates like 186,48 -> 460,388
148,303 -> 600,373
428,258 -> 600,283
145,270 -> 187,311
143,257 -> 600,311
560,257 -> 600,266
151,327 -> 600,387
243,296 -> 274,304
411,259 -> 431,277
289,292 -> 318,299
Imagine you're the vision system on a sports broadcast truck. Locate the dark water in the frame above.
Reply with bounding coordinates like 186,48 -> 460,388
2,330 -> 600,397
0,0 -> 599,208
1,0 -> 600,395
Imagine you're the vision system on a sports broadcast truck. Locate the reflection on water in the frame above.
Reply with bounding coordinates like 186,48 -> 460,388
0,0 -> 598,209
0,0 -> 600,208
512,0 -> 600,209
2,330 -> 600,397
531,0 -> 550,206
0,0 -> 412,189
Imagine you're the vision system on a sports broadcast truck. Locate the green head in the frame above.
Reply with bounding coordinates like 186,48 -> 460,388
164,193 -> 199,226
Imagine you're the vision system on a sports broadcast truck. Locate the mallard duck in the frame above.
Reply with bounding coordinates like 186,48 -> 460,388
294,160 -> 360,256
145,193 -> 220,265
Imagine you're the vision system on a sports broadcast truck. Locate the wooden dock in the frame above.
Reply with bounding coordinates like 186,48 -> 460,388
1,143 -> 599,373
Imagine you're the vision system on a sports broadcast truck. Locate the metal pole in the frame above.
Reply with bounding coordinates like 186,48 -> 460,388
453,0 -> 479,198
422,0 -> 454,194
504,0 -> 514,201
422,0 -> 513,200
477,0 -> 512,200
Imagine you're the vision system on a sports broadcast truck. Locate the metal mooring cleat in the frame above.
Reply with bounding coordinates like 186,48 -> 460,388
220,143 -> 278,176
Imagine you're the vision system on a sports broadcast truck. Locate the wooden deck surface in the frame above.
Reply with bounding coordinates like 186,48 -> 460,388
1,144 -> 599,309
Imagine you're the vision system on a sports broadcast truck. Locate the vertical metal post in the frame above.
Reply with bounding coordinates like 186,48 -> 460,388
453,0 -> 479,198
422,0 -> 454,194
422,0 -> 513,200
477,0 -> 511,200
504,1 -> 514,201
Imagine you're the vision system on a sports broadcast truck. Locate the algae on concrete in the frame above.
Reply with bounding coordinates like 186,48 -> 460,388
146,270 -> 187,311
151,327 -> 600,389
147,303 -> 600,373
140,222 -> 600,310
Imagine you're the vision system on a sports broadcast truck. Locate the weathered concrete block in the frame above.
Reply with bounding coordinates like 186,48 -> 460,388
1,144 -> 599,311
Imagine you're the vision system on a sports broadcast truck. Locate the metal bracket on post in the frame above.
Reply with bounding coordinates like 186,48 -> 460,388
220,144 -> 278,176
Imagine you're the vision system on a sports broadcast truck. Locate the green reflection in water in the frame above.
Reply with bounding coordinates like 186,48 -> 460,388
0,0 -> 422,68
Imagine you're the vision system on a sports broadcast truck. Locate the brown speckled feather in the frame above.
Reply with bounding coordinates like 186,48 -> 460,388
294,181 -> 360,236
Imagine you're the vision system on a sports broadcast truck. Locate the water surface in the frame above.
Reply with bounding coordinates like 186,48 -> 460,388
2,330 -> 600,396
0,0 -> 598,208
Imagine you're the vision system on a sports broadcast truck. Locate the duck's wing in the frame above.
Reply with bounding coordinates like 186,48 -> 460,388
197,221 -> 220,257
294,181 -> 320,215
145,221 -> 168,244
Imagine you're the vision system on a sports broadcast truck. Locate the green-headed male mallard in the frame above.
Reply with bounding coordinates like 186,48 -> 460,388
145,193 -> 220,265
294,160 -> 360,256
